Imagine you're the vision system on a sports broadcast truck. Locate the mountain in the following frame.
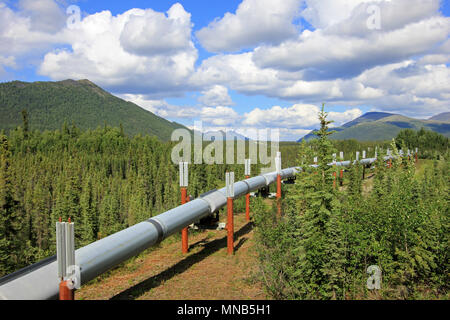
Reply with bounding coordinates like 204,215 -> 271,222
299,111 -> 450,142
340,112 -> 395,128
0,79 -> 188,140
203,130 -> 250,141
429,112 -> 450,122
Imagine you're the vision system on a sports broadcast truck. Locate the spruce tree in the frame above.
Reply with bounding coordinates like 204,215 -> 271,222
80,175 -> 97,246
277,104 -> 345,299
21,109 -> 29,140
31,179 -> 51,250
0,135 -> 22,276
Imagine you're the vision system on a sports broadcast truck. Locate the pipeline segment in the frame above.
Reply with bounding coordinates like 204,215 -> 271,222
0,155 -> 401,300
0,167 -> 298,300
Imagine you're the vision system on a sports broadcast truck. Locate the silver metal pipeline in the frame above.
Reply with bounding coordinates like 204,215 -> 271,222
312,155 -> 396,168
330,157 -> 378,167
0,167 -> 298,300
0,153 -> 404,300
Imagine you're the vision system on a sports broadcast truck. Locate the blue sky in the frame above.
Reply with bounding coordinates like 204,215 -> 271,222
0,0 -> 449,140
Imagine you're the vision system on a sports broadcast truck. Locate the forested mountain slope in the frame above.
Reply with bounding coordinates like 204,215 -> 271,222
0,79 -> 187,140
300,112 -> 450,141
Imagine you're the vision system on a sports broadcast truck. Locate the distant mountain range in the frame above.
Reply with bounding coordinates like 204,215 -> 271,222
1,79 -> 448,143
0,79 -> 188,140
202,130 -> 250,141
429,112 -> 450,122
300,111 -> 450,142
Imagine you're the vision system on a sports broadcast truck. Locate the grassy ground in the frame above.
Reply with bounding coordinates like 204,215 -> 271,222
76,212 -> 267,300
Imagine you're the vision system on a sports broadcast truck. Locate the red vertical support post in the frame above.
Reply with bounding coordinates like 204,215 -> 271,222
244,158 -> 251,221
59,281 -> 74,300
226,172 -> 234,255
181,189 -> 187,204
339,169 -> 344,186
180,162 -> 189,254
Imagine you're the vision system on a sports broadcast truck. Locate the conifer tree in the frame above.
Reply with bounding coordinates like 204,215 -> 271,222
98,189 -> 121,238
80,175 -> 97,246
347,161 -> 362,199
31,179 -> 51,250
21,109 -> 29,139
260,104 -> 346,299
63,159 -> 81,223
297,104 -> 344,299
0,135 -> 22,276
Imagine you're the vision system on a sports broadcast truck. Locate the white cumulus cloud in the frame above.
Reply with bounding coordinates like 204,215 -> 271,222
117,94 -> 199,119
243,104 -> 362,129
196,0 -> 302,52
18,0 -> 66,33
119,3 -> 193,56
39,4 -> 198,98
198,85 -> 233,107
200,106 -> 240,126
253,16 -> 450,79
0,1 -> 65,58
1,0 -> 449,131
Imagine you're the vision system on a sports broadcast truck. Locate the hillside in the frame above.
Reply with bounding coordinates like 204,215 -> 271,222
429,112 -> 450,122
341,111 -> 395,128
300,111 -> 450,141
0,79 -> 187,140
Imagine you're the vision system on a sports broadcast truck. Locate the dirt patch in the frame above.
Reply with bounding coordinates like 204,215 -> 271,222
76,212 -> 267,300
